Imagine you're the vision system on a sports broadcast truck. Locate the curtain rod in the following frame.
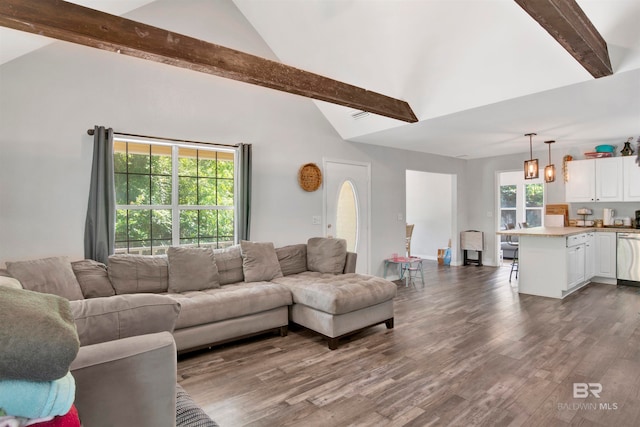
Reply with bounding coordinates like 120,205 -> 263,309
86,128 -> 239,148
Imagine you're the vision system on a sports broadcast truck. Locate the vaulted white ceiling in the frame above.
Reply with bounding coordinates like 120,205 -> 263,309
232,0 -> 640,158
2,0 -> 639,159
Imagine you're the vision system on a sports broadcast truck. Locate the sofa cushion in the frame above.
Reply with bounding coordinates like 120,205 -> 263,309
6,256 -> 85,301
69,294 -> 181,346
167,247 -> 220,293
0,276 -> 22,289
213,245 -> 244,285
108,254 -> 169,294
276,244 -> 308,276
240,241 -> 283,283
167,282 -> 292,330
71,259 -> 115,299
306,237 -> 347,274
272,272 -> 397,315
0,287 -> 79,381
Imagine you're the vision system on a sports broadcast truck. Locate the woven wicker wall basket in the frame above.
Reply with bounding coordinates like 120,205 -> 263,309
298,163 -> 322,192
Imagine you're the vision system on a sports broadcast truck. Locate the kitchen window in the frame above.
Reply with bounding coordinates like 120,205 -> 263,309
499,171 -> 544,229
114,138 -> 237,254
524,183 -> 543,227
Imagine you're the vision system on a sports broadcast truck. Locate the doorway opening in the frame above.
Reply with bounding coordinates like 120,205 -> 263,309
496,170 -> 544,265
406,170 -> 457,264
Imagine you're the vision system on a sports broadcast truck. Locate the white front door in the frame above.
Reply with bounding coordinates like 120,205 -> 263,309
324,159 -> 370,274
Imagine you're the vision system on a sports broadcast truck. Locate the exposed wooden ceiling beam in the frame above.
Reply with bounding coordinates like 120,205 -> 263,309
0,0 -> 418,123
515,0 -> 612,78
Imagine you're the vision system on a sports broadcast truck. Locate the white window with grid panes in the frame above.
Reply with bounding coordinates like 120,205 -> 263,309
499,171 -> 544,229
114,138 -> 237,255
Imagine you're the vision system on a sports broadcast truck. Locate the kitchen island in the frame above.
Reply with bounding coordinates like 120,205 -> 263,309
497,226 -> 597,299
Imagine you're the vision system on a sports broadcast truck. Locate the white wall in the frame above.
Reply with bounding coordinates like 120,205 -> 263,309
406,170 -> 453,260
0,0 -> 469,276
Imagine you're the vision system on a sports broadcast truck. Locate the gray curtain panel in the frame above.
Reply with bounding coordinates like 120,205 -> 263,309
84,126 -> 115,264
237,143 -> 252,241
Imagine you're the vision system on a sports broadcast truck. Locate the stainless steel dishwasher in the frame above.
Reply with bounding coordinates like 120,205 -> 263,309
617,233 -> 640,286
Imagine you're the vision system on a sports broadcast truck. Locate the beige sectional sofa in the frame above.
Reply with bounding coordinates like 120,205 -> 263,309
2,237 -> 396,352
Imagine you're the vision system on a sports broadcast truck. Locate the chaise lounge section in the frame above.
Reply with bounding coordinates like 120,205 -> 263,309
270,237 -> 396,349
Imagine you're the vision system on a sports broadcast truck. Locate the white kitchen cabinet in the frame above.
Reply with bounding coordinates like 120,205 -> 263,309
596,157 -> 624,202
585,232 -> 595,280
623,156 -> 640,201
567,244 -> 586,289
594,231 -> 617,279
565,158 -> 623,203
565,159 -> 596,202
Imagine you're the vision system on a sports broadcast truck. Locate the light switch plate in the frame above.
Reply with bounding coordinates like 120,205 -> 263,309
312,215 -> 321,225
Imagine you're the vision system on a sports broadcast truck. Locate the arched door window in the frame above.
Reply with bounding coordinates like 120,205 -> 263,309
336,180 -> 359,252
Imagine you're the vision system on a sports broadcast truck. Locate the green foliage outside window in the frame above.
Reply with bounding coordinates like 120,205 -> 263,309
114,141 -> 235,254
525,184 -> 543,207
500,185 -> 516,208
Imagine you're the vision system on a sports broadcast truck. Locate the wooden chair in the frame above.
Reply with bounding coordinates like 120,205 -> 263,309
406,224 -> 415,256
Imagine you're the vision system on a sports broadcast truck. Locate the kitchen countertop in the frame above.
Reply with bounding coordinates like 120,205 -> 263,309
496,226 -> 640,237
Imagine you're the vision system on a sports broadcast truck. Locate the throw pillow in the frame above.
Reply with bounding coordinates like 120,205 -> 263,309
71,259 -> 115,299
276,244 -> 308,276
69,293 -> 181,347
213,245 -> 244,285
167,247 -> 219,293
6,256 -> 84,301
108,254 -> 169,294
306,237 -> 348,274
240,241 -> 283,283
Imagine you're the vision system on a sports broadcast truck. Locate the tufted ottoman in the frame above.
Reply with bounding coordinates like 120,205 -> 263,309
272,272 -> 397,349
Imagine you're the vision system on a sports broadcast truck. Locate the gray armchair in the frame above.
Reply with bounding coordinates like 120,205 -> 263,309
71,332 -> 177,427
69,294 -> 182,427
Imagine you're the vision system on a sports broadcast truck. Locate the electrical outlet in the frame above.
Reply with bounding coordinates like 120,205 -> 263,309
397,213 -> 403,221
312,215 -> 321,225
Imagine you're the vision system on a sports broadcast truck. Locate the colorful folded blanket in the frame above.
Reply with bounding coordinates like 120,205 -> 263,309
0,372 -> 75,419
0,404 -> 78,427
0,287 -> 79,382
29,405 -> 79,427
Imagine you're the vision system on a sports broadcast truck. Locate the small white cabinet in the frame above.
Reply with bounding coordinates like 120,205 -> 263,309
594,231 -> 617,279
565,158 -> 623,203
566,246 -> 584,289
566,238 -> 586,290
585,232 -> 595,280
623,156 -> 640,201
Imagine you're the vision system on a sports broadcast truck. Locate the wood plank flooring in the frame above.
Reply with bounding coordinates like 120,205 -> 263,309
177,262 -> 640,426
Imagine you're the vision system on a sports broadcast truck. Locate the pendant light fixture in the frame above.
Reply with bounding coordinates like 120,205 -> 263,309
524,133 -> 539,179
544,140 -> 556,183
